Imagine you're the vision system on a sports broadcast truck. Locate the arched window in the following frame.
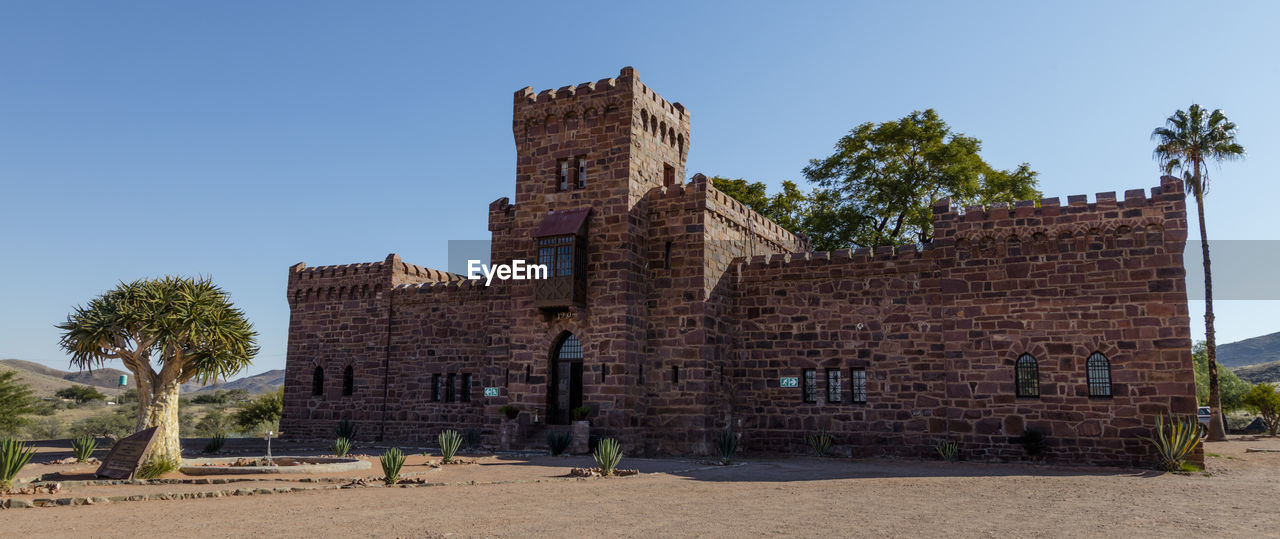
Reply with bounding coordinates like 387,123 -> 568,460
312,366 -> 324,396
1015,354 -> 1039,398
342,365 -> 354,396
1087,352 -> 1112,397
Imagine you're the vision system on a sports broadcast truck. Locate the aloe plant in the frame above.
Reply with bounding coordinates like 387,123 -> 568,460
202,433 -> 226,454
381,448 -> 406,485
571,406 -> 592,422
335,419 -> 358,440
935,439 -> 959,462
1142,414 -> 1203,471
137,457 -> 178,480
593,437 -> 623,476
1,438 -> 36,492
334,437 -> 352,457
805,430 -> 834,457
715,429 -> 739,465
547,430 -> 572,456
72,435 -> 99,462
439,429 -> 463,463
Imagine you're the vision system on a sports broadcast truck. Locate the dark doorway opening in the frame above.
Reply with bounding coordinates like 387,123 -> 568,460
548,332 -> 584,425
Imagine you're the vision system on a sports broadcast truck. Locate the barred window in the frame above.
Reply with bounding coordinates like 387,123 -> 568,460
312,366 -> 324,396
557,159 -> 569,191
576,156 -> 587,188
432,374 -> 442,402
1087,352 -> 1112,397
342,366 -> 354,396
461,373 -> 472,402
1015,354 -> 1040,398
446,373 -> 457,402
826,369 -> 842,403
802,369 -> 817,403
851,368 -> 867,404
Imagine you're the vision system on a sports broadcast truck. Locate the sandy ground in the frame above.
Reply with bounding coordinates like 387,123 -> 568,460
5,437 -> 1280,537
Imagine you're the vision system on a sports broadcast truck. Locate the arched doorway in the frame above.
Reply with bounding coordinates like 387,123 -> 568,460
548,332 -> 583,425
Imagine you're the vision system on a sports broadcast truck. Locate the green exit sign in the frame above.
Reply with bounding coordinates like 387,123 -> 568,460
483,387 -> 500,397
779,377 -> 799,388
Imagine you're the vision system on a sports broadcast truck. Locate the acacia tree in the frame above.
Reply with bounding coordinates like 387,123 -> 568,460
1152,104 -> 1245,441
802,109 -> 1040,250
58,277 -> 258,464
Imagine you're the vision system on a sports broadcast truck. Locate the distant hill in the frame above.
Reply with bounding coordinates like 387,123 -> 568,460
0,361 -> 124,398
183,370 -> 284,395
0,359 -> 281,397
1234,360 -> 1280,384
1217,332 -> 1280,369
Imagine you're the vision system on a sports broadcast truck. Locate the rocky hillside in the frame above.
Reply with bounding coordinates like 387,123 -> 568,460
0,359 -> 282,396
1234,360 -> 1280,384
1218,331 -> 1280,368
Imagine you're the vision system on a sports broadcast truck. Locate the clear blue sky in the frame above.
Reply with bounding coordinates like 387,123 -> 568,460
3,1 -> 1277,377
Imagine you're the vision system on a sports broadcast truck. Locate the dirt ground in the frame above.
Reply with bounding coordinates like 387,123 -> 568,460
5,437 -> 1280,537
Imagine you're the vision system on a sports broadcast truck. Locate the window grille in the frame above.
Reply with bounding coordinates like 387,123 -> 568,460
802,369 -> 817,403
1016,354 -> 1040,398
826,369 -> 842,403
851,368 -> 867,404
1087,352 -> 1112,397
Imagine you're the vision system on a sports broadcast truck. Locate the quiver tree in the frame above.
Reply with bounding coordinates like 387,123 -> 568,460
58,277 -> 259,464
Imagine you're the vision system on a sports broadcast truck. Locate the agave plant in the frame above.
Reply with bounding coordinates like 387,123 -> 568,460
715,429 -> 738,465
202,433 -> 226,454
1142,414 -> 1203,471
336,419 -> 358,440
1,438 -> 36,492
334,437 -> 352,457
593,438 -> 623,476
439,430 -> 463,464
381,448 -> 406,485
137,457 -> 179,480
805,430 -> 834,457
72,435 -> 99,462
935,439 -> 959,462
547,430 -> 572,456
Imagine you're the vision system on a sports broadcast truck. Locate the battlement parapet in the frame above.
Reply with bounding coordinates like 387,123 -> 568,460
731,176 -> 1187,283
289,254 -> 462,305
648,173 -> 808,253
488,197 -> 515,232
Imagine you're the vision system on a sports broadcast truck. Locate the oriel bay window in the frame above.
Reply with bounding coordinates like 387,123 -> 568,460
531,207 -> 590,309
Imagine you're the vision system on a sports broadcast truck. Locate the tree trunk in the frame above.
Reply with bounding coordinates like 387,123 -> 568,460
1196,191 -> 1227,441
142,378 -> 184,464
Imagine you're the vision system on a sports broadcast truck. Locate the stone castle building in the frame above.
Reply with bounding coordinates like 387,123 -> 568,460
281,67 -> 1198,466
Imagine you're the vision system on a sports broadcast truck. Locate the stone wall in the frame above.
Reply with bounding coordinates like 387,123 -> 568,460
727,176 -> 1197,466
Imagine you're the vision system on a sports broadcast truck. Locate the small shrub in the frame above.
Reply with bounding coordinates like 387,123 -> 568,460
380,448 -> 406,485
498,405 -> 519,420
23,416 -> 63,440
715,430 -> 738,464
935,439 -> 959,462
571,406 -> 592,422
335,419 -> 358,440
203,433 -> 226,454
72,435 -> 99,462
334,437 -> 352,457
137,457 -> 179,480
1142,414 -> 1202,471
1018,427 -> 1048,457
547,430 -> 572,456
1242,383 -> 1280,436
593,438 -> 623,476
465,428 -> 479,451
805,430 -> 834,457
439,429 -> 463,463
1,438 -> 36,492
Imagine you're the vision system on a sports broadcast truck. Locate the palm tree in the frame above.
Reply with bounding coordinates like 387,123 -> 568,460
58,277 -> 259,464
1152,104 -> 1245,441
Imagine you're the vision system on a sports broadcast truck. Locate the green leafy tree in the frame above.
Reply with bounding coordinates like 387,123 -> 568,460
1192,342 -> 1250,411
1241,383 -> 1280,437
0,371 -> 37,436
232,389 -> 282,434
1153,104 -> 1246,441
802,109 -> 1040,250
70,408 -> 135,441
57,277 -> 259,464
55,384 -> 108,404
192,391 -> 230,405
